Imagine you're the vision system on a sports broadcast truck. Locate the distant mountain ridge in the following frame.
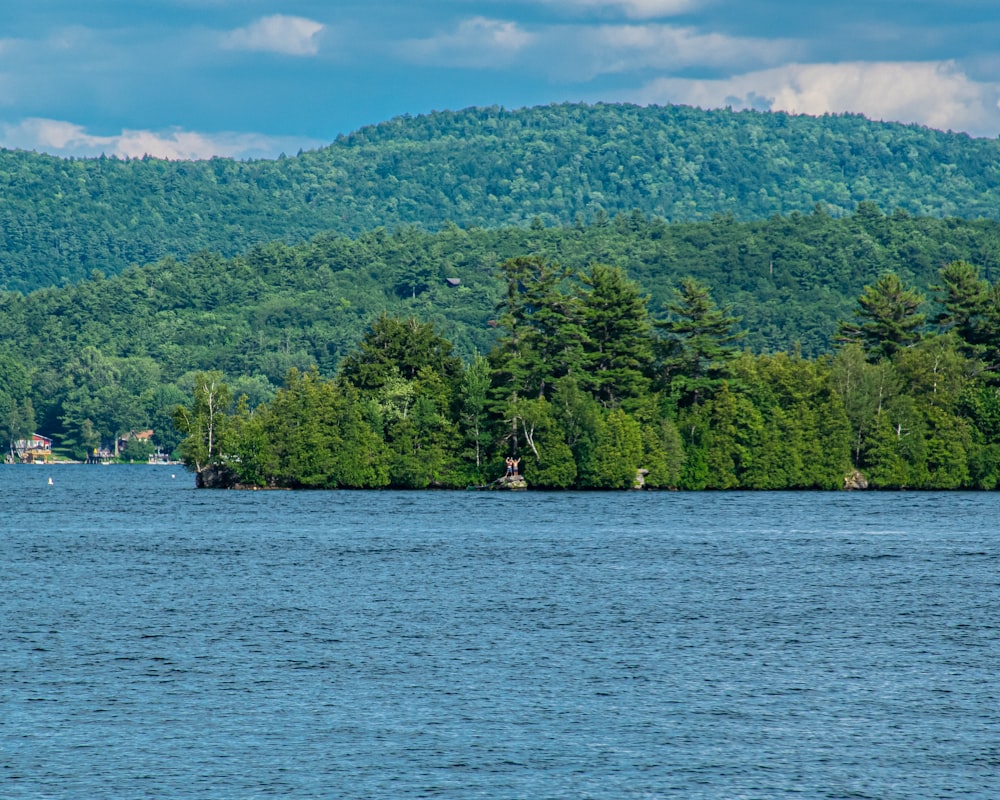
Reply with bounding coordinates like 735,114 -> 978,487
3,102 -> 1000,292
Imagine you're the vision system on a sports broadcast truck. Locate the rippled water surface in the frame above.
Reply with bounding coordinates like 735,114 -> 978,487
3,465 -> 999,798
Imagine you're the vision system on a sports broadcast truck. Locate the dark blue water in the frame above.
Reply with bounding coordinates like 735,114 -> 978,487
2,466 -> 999,798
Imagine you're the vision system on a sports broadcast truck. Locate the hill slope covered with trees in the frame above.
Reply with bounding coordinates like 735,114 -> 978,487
4,103 -> 1000,292
5,209 -> 1000,477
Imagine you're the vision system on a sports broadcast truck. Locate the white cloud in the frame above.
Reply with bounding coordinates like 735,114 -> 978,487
0,118 -> 325,160
402,18 -> 791,78
402,17 -> 535,68
561,23 -> 796,77
628,61 -> 1000,137
221,14 -> 325,56
539,0 -> 699,19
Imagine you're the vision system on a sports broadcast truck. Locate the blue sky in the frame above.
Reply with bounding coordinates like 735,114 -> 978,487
2,0 -> 1000,159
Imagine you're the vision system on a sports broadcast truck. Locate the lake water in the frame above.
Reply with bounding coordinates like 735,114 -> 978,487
2,465 -> 999,798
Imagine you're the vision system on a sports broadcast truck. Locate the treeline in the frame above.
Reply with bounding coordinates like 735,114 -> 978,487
172,259 -> 1000,490
7,102 -> 1000,292
6,208 -> 1000,462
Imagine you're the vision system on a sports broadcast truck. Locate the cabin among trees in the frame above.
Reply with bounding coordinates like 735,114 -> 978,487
118,429 -> 154,453
9,434 -> 53,463
3,429 -> 160,464
87,429 -> 157,463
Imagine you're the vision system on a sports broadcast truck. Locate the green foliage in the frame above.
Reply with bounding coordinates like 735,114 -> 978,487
119,436 -> 155,464
11,103 -> 1000,295
11,186 -> 1000,487
338,313 -> 463,393
156,257 -> 1000,493
233,368 -> 390,488
491,256 -> 586,403
732,352 -> 851,489
578,264 -> 653,409
457,353 -> 492,481
656,278 -> 743,408
172,371 -> 232,472
639,417 -> 685,489
589,408 -> 645,489
830,345 -> 897,466
0,349 -> 34,449
837,272 -> 926,360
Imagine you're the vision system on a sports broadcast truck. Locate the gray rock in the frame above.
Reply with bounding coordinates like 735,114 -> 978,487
844,469 -> 869,490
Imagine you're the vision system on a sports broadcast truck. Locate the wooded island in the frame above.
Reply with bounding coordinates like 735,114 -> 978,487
171,257 -> 1000,490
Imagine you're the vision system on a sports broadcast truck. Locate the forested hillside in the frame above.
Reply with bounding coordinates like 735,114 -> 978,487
5,102 -> 1000,292
4,208 -> 1000,474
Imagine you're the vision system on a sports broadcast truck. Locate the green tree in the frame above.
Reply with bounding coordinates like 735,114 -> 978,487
838,272 -> 925,360
387,394 -> 457,488
734,351 -> 851,488
0,352 -> 36,457
923,406 -> 972,488
502,396 -> 576,487
639,416 -> 685,489
338,314 -> 464,393
578,263 -> 653,408
491,256 -> 586,403
935,261 -> 989,351
256,368 -> 390,488
550,376 -> 603,484
656,277 -> 743,408
172,371 -> 233,473
457,353 -> 492,481
935,261 -> 1000,375
864,395 -> 928,488
830,344 -> 898,467
589,408 -> 645,488
226,396 -> 276,487
701,383 -> 762,489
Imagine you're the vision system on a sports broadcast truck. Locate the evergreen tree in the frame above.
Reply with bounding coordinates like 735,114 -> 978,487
865,395 -> 928,488
935,261 -> 1000,376
338,314 -> 463,393
935,260 -> 989,353
550,376 -> 603,484
923,406 -> 972,489
837,272 -> 925,361
578,263 -> 653,409
457,353 -> 492,481
656,277 -> 743,408
590,408 -> 644,488
387,395 -> 456,488
227,396 -> 275,487
639,417 -> 685,489
491,256 -> 586,403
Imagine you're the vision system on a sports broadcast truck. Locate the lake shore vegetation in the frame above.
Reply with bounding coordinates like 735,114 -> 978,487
4,208 -> 1000,486
171,257 -> 1000,490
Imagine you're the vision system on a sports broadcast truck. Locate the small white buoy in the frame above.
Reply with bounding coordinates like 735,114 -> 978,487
171,474 -> 176,479
48,477 -> 53,485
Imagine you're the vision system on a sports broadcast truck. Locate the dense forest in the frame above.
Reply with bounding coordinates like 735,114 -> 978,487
5,102 -> 1000,292
4,208 -> 1000,488
170,257 -> 1000,491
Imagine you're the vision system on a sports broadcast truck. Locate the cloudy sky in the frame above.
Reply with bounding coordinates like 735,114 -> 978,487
2,0 -> 999,160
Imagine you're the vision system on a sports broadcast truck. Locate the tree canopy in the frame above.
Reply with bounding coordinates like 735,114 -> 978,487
8,102 -> 1000,292
160,259 -> 1000,491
